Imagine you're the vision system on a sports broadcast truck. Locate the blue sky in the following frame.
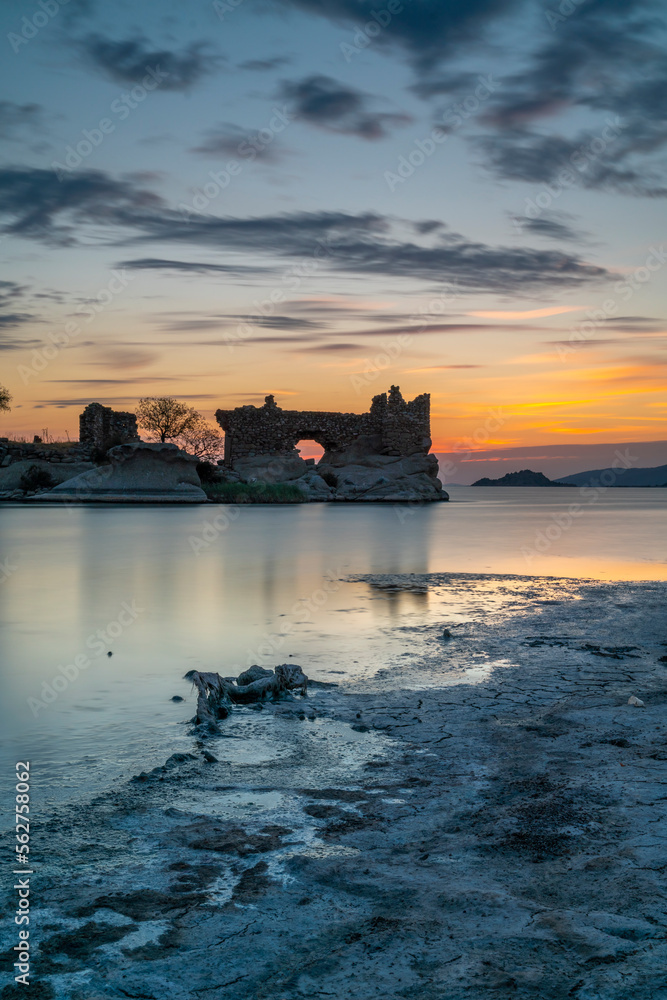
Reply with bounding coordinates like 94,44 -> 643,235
0,0 -> 665,467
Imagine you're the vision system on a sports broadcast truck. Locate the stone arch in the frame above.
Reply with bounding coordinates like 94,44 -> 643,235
294,438 -> 326,463
215,388 -> 431,466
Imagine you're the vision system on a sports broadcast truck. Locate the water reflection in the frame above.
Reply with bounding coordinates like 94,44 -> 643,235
0,488 -> 664,804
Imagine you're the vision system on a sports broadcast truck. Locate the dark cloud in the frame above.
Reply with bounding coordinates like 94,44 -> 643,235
512,212 -> 589,242
155,314 -> 324,334
545,338 -> 621,349
242,315 -> 325,331
227,322 -> 556,345
280,0 -> 520,74
281,0 -> 667,195
158,319 -> 227,333
0,102 -> 44,140
413,220 -> 447,235
191,122 -> 285,161
0,167 -> 610,292
222,334 -> 321,344
476,1 -> 667,196
0,280 -> 28,305
599,324 -> 667,334
280,75 -> 411,139
117,257 -> 275,276
340,323 -> 543,337
605,316 -> 663,324
0,168 -> 163,245
291,342 -> 363,352
477,125 -> 667,197
40,397 -> 140,408
48,377 -> 181,384
411,70 -> 488,101
0,334 -> 42,351
0,312 -> 36,328
239,56 -> 291,71
79,34 -> 220,90
0,280 -> 39,329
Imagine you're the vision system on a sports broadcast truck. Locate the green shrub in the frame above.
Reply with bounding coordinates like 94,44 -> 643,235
204,481 -> 306,503
19,465 -> 55,491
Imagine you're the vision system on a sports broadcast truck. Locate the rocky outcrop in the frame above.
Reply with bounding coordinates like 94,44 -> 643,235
0,458 -> 95,492
313,435 -> 444,501
37,442 -> 206,503
227,445 -> 446,502
216,387 -> 447,503
231,451 -> 310,484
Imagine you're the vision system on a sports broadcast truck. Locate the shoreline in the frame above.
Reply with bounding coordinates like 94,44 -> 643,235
2,575 -> 666,999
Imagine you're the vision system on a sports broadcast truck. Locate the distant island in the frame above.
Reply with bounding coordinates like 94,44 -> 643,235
471,464 -> 667,487
556,463 -> 667,488
472,469 -> 573,487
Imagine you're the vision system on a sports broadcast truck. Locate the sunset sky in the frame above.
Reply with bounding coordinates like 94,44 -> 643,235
1,0 -> 665,474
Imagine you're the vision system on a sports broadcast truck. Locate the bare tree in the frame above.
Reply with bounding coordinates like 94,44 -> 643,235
136,397 -> 199,443
0,384 -> 11,413
177,415 -> 224,462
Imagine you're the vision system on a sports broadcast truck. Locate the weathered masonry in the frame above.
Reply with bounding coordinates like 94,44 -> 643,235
79,402 -> 139,450
216,386 -> 432,465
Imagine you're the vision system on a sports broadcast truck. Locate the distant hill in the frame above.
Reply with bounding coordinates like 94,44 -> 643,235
556,463 -> 667,488
471,469 -> 571,487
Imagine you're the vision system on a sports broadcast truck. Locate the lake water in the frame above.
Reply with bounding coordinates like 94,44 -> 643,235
1,486 -> 666,809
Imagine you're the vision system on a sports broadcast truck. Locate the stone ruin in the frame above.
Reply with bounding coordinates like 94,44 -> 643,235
1,390 -> 447,502
79,402 -> 139,450
216,386 -> 446,502
216,385 -> 430,464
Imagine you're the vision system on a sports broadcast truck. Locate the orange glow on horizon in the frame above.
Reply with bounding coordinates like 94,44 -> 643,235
467,306 -> 587,319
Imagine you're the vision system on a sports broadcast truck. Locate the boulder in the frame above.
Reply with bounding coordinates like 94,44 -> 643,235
233,450 -> 309,483
35,442 -> 207,503
319,450 -> 446,502
294,471 -> 335,500
0,459 -> 95,491
225,446 -> 447,502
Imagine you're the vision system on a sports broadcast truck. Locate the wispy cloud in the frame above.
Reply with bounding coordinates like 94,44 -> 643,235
79,34 -> 221,90
279,75 -> 411,139
0,167 -> 610,293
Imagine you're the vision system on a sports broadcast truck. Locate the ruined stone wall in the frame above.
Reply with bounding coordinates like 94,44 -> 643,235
0,440 -> 92,467
79,402 -> 139,449
216,386 -> 431,465
381,385 -> 431,455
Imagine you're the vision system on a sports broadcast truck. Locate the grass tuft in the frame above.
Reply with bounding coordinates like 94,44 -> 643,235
204,481 -> 306,503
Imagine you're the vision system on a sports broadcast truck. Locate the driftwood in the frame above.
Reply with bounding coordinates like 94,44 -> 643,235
185,664 -> 308,731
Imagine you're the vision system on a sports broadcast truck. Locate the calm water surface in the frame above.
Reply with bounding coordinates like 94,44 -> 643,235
1,487 -> 665,808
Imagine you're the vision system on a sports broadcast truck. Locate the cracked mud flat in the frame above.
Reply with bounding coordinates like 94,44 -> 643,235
2,573 -> 667,1000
